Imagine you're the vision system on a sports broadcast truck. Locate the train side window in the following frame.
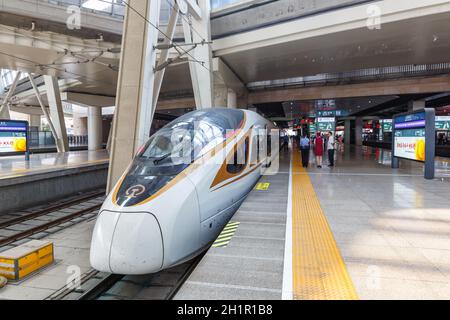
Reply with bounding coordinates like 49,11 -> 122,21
267,132 -> 272,157
227,138 -> 249,174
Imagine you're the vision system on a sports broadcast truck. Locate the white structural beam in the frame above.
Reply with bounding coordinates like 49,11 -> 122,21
43,75 -> 69,152
107,0 -> 161,191
182,0 -> 213,109
0,71 -> 21,119
88,106 -> 103,151
60,92 -> 116,108
28,74 -> 63,152
152,2 -> 180,112
185,0 -> 202,19
29,114 -> 41,128
408,100 -> 426,111
212,57 -> 245,94
212,0 -> 450,56
212,57 -> 246,108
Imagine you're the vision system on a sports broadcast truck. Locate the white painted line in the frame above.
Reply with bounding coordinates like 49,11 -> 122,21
186,281 -> 282,294
281,149 -> 293,300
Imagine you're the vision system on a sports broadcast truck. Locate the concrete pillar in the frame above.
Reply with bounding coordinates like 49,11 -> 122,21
107,0 -> 161,191
214,84 -> 228,107
355,117 -> 363,146
344,119 -> 351,145
88,107 -> 102,151
227,89 -> 237,108
0,71 -> 21,120
72,112 -> 87,136
408,100 -> 425,112
182,0 -> 213,109
44,75 -> 69,152
29,115 -> 41,129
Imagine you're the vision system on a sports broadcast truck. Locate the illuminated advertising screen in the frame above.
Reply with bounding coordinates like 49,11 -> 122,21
393,112 -> 426,162
0,120 -> 28,154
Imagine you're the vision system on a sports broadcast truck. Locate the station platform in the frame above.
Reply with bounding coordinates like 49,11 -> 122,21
0,150 -> 109,214
0,150 -> 109,181
176,145 -> 450,300
1,145 -> 450,300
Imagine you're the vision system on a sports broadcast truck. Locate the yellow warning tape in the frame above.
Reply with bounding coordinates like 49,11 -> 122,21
291,150 -> 358,300
212,221 -> 240,248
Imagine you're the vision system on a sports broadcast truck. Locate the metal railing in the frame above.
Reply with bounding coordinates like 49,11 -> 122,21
247,63 -> 450,90
28,129 -> 88,148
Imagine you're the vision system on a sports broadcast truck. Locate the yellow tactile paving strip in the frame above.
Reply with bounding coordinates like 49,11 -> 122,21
291,149 -> 358,300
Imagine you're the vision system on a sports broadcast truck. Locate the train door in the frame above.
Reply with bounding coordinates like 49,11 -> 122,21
195,133 -> 251,246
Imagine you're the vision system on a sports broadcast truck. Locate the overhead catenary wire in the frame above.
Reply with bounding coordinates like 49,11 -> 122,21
121,0 -> 229,86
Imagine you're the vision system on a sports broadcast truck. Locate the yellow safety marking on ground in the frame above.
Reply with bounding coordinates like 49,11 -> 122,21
291,150 -> 358,300
255,182 -> 270,190
212,222 -> 240,248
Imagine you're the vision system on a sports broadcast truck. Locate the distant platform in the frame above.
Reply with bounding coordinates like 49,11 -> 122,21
0,150 -> 109,181
0,150 -> 109,214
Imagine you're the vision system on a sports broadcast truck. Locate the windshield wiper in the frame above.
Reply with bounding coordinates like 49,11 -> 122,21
153,153 -> 171,164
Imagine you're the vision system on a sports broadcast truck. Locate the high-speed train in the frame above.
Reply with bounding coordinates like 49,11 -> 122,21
90,108 -> 278,274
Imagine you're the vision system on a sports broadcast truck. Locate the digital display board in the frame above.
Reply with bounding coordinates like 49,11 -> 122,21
393,111 -> 426,162
0,120 -> 28,154
316,117 -> 336,132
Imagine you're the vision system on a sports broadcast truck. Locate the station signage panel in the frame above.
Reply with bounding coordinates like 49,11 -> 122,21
392,109 -> 435,180
435,116 -> 450,130
309,123 -> 316,137
316,117 -> 336,132
381,119 -> 392,132
0,120 -> 28,154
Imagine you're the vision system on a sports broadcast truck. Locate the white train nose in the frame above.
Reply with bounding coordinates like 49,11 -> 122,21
90,210 -> 163,274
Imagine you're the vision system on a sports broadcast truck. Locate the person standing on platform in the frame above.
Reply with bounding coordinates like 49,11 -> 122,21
327,131 -> 336,167
314,132 -> 324,168
299,134 -> 310,168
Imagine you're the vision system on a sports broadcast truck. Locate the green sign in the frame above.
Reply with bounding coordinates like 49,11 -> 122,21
435,116 -> 450,130
309,123 -> 316,136
316,117 -> 336,132
382,119 -> 392,132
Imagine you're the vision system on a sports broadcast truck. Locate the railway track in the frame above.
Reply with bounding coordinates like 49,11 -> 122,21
46,253 -> 205,300
0,190 -> 105,249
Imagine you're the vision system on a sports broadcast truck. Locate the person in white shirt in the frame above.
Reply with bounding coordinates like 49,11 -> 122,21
327,131 -> 335,167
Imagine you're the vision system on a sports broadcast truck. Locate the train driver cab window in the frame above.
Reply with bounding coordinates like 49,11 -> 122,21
226,138 -> 249,174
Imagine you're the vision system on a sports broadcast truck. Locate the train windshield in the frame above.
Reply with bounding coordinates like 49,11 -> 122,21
133,108 -> 245,176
